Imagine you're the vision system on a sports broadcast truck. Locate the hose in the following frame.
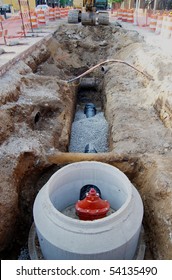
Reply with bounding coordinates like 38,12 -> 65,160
66,59 -> 154,83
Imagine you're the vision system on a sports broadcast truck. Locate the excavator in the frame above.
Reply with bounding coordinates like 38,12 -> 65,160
68,0 -> 109,26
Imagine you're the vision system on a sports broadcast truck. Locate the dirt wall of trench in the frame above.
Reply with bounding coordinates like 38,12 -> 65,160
0,41 -> 76,255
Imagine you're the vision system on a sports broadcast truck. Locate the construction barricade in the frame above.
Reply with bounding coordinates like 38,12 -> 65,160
64,8 -> 69,17
0,28 -> 7,45
37,10 -> 46,25
49,8 -> 55,21
161,14 -> 172,38
137,9 -> 148,27
167,14 -> 172,39
60,8 -> 68,18
117,9 -> 123,20
30,11 -> 38,29
155,15 -> 163,34
132,9 -> 147,27
160,15 -> 168,37
149,14 -> 158,32
127,9 -> 134,23
121,9 -> 128,22
1,15 -> 24,41
55,7 -> 61,20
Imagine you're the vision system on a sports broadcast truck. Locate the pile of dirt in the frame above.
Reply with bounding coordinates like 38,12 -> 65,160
0,22 -> 172,259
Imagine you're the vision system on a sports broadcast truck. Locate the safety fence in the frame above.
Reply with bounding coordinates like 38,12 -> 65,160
0,7 -> 69,45
111,8 -> 172,39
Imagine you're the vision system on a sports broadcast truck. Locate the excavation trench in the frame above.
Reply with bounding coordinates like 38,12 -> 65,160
0,23 -> 172,259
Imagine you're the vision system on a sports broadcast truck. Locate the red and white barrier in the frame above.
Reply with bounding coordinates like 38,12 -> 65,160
37,10 -> 46,25
127,9 -> 134,23
149,14 -> 158,32
117,9 -> 123,20
0,28 -> 7,44
122,9 -> 128,22
60,8 -> 67,18
49,8 -> 55,21
161,15 -> 172,38
155,15 -> 163,34
30,12 -> 38,29
54,7 -> 61,20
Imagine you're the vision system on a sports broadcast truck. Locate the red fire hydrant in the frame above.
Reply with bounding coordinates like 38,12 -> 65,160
75,188 -> 110,221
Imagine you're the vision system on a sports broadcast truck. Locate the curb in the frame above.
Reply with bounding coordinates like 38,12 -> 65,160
0,33 -> 53,77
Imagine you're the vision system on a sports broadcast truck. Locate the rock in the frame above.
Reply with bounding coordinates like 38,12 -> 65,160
0,48 -> 5,55
163,143 -> 170,148
99,40 -> 108,47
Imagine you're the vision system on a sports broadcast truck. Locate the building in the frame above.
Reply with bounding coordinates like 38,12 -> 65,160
2,0 -> 36,11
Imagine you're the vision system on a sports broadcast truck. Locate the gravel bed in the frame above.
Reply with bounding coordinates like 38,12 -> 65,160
69,109 -> 109,153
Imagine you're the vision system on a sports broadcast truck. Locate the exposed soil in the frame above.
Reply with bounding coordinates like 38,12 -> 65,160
0,22 -> 172,260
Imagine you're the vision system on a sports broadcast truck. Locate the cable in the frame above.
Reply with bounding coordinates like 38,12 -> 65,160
66,59 -> 154,83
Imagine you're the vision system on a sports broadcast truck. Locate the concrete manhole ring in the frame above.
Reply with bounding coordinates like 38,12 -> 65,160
33,161 -> 144,260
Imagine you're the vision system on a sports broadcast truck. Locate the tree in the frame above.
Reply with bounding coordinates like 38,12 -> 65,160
108,0 -> 124,9
60,0 -> 66,7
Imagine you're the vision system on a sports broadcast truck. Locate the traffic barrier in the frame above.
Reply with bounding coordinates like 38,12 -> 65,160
168,14 -> 172,39
30,12 -> 38,29
160,15 -> 168,37
0,29 -> 7,44
161,14 -> 172,38
49,8 -> 55,21
149,14 -> 158,32
37,10 -> 46,25
127,9 -> 134,23
133,9 -> 138,25
155,15 -> 163,34
65,8 -> 69,17
54,7 -> 61,19
0,16 -> 7,44
137,9 -> 147,27
122,9 -> 127,22
146,10 -> 152,26
60,8 -> 67,18
117,9 -> 122,20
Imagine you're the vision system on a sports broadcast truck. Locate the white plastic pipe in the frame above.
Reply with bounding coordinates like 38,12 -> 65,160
33,161 -> 143,260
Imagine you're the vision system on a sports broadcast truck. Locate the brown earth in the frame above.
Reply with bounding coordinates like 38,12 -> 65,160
0,22 -> 172,259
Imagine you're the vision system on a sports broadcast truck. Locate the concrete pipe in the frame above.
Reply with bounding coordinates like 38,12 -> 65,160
101,66 -> 109,74
79,78 -> 98,89
33,161 -> 144,260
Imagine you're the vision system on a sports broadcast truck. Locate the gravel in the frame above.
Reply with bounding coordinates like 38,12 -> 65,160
69,109 -> 109,153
